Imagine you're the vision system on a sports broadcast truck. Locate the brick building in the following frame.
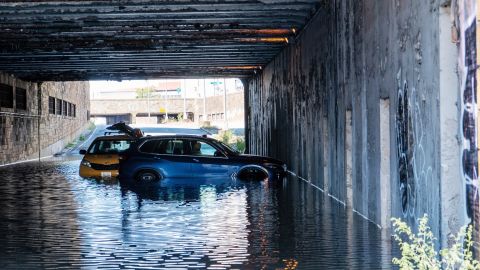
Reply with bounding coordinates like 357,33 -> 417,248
0,72 -> 90,165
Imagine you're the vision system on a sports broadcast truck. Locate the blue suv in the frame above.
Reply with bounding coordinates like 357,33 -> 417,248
118,135 -> 287,182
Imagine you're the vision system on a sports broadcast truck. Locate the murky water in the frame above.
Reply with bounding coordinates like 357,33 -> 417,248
0,158 -> 394,269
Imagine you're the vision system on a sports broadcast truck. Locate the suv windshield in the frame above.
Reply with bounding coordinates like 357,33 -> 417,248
88,139 -> 132,154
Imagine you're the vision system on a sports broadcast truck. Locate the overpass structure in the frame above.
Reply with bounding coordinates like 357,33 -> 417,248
0,0 -> 478,253
90,91 -> 245,128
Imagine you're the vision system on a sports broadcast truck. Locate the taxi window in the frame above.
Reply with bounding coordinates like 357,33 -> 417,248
88,139 -> 132,154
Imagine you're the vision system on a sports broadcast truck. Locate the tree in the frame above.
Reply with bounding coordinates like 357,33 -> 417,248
135,86 -> 154,99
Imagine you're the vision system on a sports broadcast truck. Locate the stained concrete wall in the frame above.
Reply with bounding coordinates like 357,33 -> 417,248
455,0 -> 480,250
0,72 -> 90,165
247,0 -> 452,242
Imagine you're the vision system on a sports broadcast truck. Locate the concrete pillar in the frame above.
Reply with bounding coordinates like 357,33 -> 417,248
345,110 -> 353,208
130,113 -> 136,125
359,80 -> 368,216
37,82 -> 42,161
323,116 -> 329,192
379,98 -> 391,229
439,4 -> 464,248
241,78 -> 250,154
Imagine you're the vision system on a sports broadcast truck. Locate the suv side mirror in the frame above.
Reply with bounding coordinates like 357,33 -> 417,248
79,149 -> 87,155
214,150 -> 225,157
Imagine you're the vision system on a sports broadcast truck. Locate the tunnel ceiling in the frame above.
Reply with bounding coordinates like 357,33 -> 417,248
0,0 -> 321,81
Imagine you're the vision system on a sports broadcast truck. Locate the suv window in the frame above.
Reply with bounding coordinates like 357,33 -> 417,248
163,140 -> 184,155
139,139 -> 186,155
139,140 -> 159,153
88,139 -> 132,154
188,140 -> 219,157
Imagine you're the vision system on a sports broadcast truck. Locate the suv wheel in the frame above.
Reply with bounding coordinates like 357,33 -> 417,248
136,170 -> 159,182
237,167 -> 269,181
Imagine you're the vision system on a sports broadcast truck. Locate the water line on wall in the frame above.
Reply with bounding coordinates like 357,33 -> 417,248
287,169 -> 382,229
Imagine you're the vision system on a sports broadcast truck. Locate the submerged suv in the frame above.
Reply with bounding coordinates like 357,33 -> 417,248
118,135 -> 287,182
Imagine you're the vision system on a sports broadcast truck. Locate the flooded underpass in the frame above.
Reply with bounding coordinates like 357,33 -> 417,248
0,158 -> 394,269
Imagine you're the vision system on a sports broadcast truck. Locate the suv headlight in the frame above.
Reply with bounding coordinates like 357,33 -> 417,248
81,160 -> 91,168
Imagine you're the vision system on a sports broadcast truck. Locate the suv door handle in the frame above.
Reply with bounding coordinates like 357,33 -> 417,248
192,158 -> 199,162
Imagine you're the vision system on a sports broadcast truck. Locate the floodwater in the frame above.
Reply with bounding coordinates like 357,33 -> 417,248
0,157 -> 394,269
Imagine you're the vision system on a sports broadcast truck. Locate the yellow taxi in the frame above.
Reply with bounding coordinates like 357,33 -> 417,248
79,135 -> 134,179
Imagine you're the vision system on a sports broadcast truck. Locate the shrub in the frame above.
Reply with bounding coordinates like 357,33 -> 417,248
65,142 -> 75,148
221,130 -> 233,144
88,121 -> 96,131
392,215 -> 479,270
235,137 -> 246,153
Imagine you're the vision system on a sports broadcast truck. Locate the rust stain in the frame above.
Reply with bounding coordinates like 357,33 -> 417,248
222,66 -> 262,70
238,37 -> 289,43
233,29 -> 294,35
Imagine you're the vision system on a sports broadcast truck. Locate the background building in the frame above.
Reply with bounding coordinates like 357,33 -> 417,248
0,72 -> 90,165
90,79 -> 244,129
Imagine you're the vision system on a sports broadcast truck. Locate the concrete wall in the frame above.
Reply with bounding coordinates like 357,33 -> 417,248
455,0 -> 480,250
0,72 -> 90,165
246,0 -> 454,244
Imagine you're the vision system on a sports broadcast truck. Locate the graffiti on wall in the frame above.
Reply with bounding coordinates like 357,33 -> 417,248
396,81 -> 433,217
461,15 -> 480,245
396,82 -> 415,216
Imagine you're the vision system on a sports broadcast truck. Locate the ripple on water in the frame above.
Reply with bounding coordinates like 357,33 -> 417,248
0,159 -> 394,269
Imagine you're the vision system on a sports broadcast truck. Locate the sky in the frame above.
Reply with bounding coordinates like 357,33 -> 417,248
89,79 -> 244,99
89,80 -> 163,92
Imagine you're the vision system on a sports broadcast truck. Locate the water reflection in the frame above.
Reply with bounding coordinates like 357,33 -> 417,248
0,159 -> 394,269
118,180 -> 251,269
0,162 -> 83,269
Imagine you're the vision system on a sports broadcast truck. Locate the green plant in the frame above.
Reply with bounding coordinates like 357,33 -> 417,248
392,215 -> 480,270
221,130 -> 233,144
235,137 -> 246,153
65,142 -> 75,148
441,225 -> 480,270
79,135 -> 85,142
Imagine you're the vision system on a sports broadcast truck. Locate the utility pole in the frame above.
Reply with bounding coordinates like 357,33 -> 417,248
196,79 -> 200,123
183,79 -> 187,121
223,78 -> 227,130
147,86 -> 151,118
203,79 -> 206,123
213,78 -> 216,96
164,80 -> 168,123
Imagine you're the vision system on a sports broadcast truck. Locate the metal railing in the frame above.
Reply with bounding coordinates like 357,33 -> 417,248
0,111 -> 41,118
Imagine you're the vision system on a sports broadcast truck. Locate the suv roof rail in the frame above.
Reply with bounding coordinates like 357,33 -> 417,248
104,131 -> 121,136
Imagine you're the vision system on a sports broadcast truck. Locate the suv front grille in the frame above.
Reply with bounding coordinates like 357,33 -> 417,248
90,163 -> 119,170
